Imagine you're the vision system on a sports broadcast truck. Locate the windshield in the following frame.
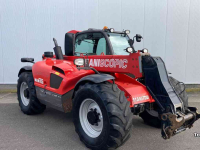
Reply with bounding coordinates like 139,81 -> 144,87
107,33 -> 131,55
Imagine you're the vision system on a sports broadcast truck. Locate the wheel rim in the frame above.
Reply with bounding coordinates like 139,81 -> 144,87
20,82 -> 30,106
79,98 -> 103,138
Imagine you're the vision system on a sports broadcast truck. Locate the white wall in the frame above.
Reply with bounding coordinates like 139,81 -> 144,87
0,0 -> 200,84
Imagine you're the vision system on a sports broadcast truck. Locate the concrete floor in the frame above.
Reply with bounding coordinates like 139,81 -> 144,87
0,93 -> 200,150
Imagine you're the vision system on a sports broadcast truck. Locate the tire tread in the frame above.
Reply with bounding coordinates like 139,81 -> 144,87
74,82 -> 133,150
17,72 -> 46,115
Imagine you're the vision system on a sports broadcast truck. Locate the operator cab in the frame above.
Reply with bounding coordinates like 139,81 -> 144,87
64,27 -> 141,57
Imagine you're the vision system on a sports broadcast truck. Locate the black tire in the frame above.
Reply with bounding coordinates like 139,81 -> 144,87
73,82 -> 133,150
139,76 -> 188,128
139,109 -> 161,128
17,72 -> 46,115
169,76 -> 188,107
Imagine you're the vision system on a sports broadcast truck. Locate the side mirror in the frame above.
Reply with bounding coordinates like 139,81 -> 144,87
135,34 -> 143,42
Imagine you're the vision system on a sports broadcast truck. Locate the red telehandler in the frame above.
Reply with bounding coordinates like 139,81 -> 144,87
17,27 -> 200,150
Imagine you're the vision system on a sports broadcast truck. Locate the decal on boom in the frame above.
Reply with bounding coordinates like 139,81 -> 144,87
89,59 -> 128,69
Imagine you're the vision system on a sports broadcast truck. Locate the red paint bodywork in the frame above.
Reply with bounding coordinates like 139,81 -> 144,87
32,59 -> 94,95
114,73 -> 155,107
66,52 -> 142,78
32,51 -> 155,107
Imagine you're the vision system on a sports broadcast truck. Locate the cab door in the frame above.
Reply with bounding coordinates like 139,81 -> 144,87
74,32 -> 111,56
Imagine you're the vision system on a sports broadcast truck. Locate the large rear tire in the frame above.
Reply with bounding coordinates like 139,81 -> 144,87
73,82 -> 133,150
169,76 -> 188,107
139,76 -> 188,128
139,109 -> 161,128
17,72 -> 46,115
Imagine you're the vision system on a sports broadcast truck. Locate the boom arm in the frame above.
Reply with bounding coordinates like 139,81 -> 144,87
66,52 -> 143,78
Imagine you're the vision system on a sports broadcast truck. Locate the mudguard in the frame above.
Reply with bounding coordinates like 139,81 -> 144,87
18,66 -> 32,77
74,74 -> 115,92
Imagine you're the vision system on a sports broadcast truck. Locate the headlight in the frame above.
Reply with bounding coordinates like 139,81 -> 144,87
143,48 -> 148,53
125,47 -> 133,53
110,28 -> 114,32
74,58 -> 85,66
125,30 -> 130,34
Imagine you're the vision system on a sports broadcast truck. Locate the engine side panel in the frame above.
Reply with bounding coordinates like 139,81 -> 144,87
32,58 -> 94,95
32,58 -> 94,112
35,86 -> 74,112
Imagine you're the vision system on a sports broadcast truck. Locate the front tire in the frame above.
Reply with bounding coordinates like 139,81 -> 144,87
17,72 -> 46,115
73,82 -> 133,150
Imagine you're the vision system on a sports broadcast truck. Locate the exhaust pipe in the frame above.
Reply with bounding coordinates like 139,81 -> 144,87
53,38 -> 64,60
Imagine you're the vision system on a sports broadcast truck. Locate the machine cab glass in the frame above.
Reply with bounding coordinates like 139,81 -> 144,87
75,32 -> 110,55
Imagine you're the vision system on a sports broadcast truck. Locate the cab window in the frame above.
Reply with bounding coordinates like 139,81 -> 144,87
96,38 -> 106,55
107,33 -> 130,55
75,33 -> 109,55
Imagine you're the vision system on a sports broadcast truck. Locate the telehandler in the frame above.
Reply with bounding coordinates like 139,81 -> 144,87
17,27 -> 200,150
